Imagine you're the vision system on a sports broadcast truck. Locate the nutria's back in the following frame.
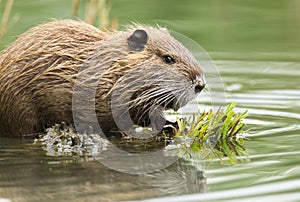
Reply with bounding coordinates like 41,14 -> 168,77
0,19 -> 205,137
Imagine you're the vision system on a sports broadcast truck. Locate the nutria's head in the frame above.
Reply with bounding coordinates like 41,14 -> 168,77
126,26 -> 206,94
75,25 -> 206,132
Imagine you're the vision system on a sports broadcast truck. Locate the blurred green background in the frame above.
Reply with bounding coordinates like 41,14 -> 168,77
1,0 -> 300,55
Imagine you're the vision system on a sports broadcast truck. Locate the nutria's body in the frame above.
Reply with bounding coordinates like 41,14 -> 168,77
0,20 -> 205,136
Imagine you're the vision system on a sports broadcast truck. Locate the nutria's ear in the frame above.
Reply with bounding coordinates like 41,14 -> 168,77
127,29 -> 148,51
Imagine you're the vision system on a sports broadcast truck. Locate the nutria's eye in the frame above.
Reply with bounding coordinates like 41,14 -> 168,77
162,55 -> 175,65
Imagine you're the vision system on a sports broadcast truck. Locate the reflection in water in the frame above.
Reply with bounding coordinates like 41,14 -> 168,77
0,137 -> 206,201
139,160 -> 206,196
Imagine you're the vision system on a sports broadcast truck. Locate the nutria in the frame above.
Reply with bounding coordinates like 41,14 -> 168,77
0,19 -> 205,137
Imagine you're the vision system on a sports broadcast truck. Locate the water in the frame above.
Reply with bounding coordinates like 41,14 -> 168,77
1,0 -> 300,201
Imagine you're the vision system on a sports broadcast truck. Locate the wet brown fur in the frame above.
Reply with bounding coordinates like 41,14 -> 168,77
0,19 -> 204,136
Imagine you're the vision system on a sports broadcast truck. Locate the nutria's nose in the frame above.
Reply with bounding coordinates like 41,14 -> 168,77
194,78 -> 206,94
195,83 -> 206,94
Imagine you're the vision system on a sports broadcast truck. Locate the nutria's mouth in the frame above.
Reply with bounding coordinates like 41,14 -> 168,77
128,86 -> 196,126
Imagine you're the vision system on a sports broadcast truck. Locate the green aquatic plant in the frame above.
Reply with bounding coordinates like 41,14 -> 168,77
173,102 -> 248,164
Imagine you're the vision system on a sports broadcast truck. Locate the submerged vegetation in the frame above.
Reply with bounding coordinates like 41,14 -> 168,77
37,103 -> 249,165
35,123 -> 108,157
